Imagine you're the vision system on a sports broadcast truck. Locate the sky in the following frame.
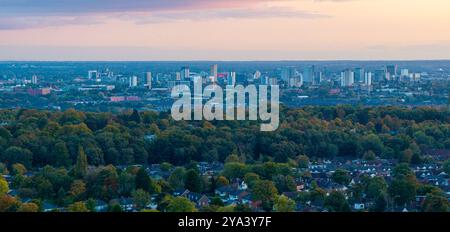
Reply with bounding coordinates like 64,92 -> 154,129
0,0 -> 449,61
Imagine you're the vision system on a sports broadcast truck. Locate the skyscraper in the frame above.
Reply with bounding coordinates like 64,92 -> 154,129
340,69 -> 355,87
364,72 -> 372,86
385,65 -> 398,80
88,70 -> 98,80
145,72 -> 152,89
228,72 -> 236,86
354,67 -> 365,83
302,66 -> 315,84
210,64 -> 218,80
31,75 -> 38,84
180,67 -> 190,81
129,76 -> 138,87
281,67 -> 301,88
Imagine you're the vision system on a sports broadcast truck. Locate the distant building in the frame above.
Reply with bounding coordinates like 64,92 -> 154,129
27,88 -> 51,96
253,70 -> 261,80
228,72 -> 236,86
385,65 -> 398,80
31,75 -> 38,84
302,66 -> 315,84
88,70 -> 98,80
180,67 -> 190,81
354,67 -> 364,83
210,64 -> 218,80
129,76 -> 138,87
364,72 -> 372,86
145,72 -> 152,89
281,67 -> 301,88
340,69 -> 355,87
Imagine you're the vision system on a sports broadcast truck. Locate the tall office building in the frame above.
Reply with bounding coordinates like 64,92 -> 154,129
129,76 -> 138,87
281,67 -> 295,82
385,65 -> 398,80
268,77 -> 278,86
31,75 -> 38,84
364,72 -> 372,86
253,70 -> 261,80
145,72 -> 152,89
228,72 -> 236,86
88,70 -> 98,80
354,67 -> 365,83
180,67 -> 190,81
340,69 -> 355,87
302,66 -> 315,84
210,64 -> 218,80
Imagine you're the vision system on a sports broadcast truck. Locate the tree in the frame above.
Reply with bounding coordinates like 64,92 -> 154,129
132,189 -> 150,210
130,109 -> 142,124
67,201 -> 89,212
3,147 -> 33,169
443,159 -> 450,174
273,195 -> 296,212
365,176 -> 387,199
73,146 -> 88,178
166,197 -> 197,212
216,176 -> 229,188
324,191 -> 350,212
11,163 -> 26,176
53,141 -> 71,167
370,192 -> 388,212
168,167 -> 186,190
0,163 -> 8,175
135,168 -> 160,194
252,180 -> 278,211
0,195 -> 20,212
17,203 -> 39,212
243,173 -> 260,188
296,155 -> 310,169
0,176 -> 8,195
184,169 -> 203,193
331,169 -> 351,186
222,162 -> 247,179
69,180 -> 86,199
422,189 -> 449,212
225,154 -> 241,163
389,164 -> 418,206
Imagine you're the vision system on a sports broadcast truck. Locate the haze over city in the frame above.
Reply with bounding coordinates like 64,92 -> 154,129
1,0 -> 450,61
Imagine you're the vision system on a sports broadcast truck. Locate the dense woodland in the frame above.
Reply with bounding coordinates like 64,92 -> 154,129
0,105 -> 449,212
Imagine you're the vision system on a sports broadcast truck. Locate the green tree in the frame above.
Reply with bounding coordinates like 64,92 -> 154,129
69,180 -> 86,199
331,169 -> 351,185
132,189 -> 150,210
273,195 -> 296,212
135,168 -> 161,194
168,167 -> 186,190
166,196 -> 197,212
67,201 -> 89,212
53,141 -> 71,167
73,146 -> 88,178
252,180 -> 278,211
324,191 -> 350,212
243,172 -> 260,188
366,176 -> 387,199
11,163 -> 26,176
184,169 -> 203,193
422,189 -> 449,212
389,164 -> 418,206
443,159 -> 450,174
296,155 -> 310,169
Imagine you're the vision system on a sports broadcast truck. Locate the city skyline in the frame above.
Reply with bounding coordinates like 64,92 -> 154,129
1,0 -> 450,60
